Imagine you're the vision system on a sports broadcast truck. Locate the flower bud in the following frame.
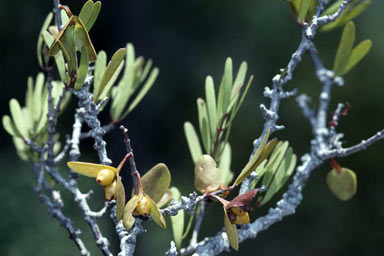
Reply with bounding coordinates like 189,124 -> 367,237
227,206 -> 250,224
104,180 -> 117,201
135,194 -> 152,216
232,212 -> 250,225
96,169 -> 115,186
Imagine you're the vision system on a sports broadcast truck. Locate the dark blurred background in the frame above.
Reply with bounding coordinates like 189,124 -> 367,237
1,0 -> 384,255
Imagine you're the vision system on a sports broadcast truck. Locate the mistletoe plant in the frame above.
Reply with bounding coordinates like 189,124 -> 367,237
2,0 -> 384,256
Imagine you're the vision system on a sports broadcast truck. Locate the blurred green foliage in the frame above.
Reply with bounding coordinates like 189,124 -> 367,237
1,0 -> 384,255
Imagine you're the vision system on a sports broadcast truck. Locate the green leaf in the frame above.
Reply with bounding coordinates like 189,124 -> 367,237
156,189 -> 173,208
205,76 -> 217,140
298,0 -> 311,20
343,0 -> 371,24
141,163 -> 171,203
184,122 -> 203,163
230,75 -> 253,122
232,61 -> 247,97
74,46 -> 89,90
123,195 -> 139,230
79,0 -> 102,31
42,31 -> 66,82
233,130 -> 270,186
261,146 -> 296,204
37,12 -> 53,68
2,115 -> 20,137
73,16 -> 97,62
217,58 -> 233,118
125,67 -> 159,115
93,51 -> 107,97
149,197 -> 167,228
261,141 -> 289,189
197,98 -> 211,154
334,22 -> 355,76
224,209 -> 238,251
32,73 -> 45,123
219,143 -> 233,186
321,0 -> 344,16
326,168 -> 357,201
97,60 -> 125,101
9,99 -> 28,138
95,48 -> 126,100
116,174 -> 126,221
170,187 -> 184,249
61,9 -> 69,25
343,39 -> 372,75
250,160 -> 267,189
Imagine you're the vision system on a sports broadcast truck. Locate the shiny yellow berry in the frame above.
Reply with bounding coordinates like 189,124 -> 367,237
104,180 -> 117,201
96,169 -> 115,186
134,194 -> 152,216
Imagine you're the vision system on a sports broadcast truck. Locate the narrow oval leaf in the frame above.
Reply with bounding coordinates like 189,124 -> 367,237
149,196 -> 167,228
141,163 -> 171,203
123,195 -> 139,229
224,209 -> 239,251
184,122 -> 203,163
343,0 -> 371,24
197,98 -> 211,154
125,67 -> 159,115
217,58 -> 233,118
67,161 -> 118,178
97,60 -> 125,101
9,99 -> 28,138
205,76 -> 217,139
2,115 -> 20,137
326,168 -> 357,201
333,22 -> 355,76
73,16 -> 97,62
343,39 -> 372,75
116,174 -> 126,221
233,130 -> 270,186
85,1 -> 101,31
37,12 -> 53,68
170,187 -> 184,249
298,0 -> 311,20
74,45 -> 89,90
93,50 -> 107,97
95,48 -> 127,100
219,143 -> 233,186
42,32 -> 66,82
78,0 -> 94,28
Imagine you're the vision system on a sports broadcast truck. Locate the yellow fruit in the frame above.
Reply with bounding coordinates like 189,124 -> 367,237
230,206 -> 246,216
232,212 -> 250,225
96,169 -> 115,186
134,194 -> 152,216
104,180 -> 117,201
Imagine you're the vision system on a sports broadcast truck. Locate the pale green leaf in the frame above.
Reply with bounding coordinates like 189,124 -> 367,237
217,58 -> 233,118
42,31 -> 66,82
93,51 -> 107,96
343,0 -> 371,24
95,48 -> 127,100
219,143 -> 233,186
2,115 -> 20,137
116,174 -> 126,221
205,76 -> 217,140
170,187 -> 184,249
9,99 -> 28,138
298,0 -> 311,20
233,130 -> 270,186
37,12 -> 53,68
125,67 -> 159,115
197,98 -> 211,154
123,195 -> 139,230
97,60 -> 124,101
184,122 -> 203,163
343,39 -> 372,75
67,161 -> 118,178
334,22 -> 355,76
74,45 -> 89,90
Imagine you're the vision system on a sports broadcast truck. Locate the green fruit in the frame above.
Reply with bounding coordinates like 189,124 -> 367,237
326,168 -> 357,201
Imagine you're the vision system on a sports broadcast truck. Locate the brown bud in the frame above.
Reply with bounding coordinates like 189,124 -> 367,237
134,194 -> 152,216
104,180 -> 117,201
96,169 -> 115,186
